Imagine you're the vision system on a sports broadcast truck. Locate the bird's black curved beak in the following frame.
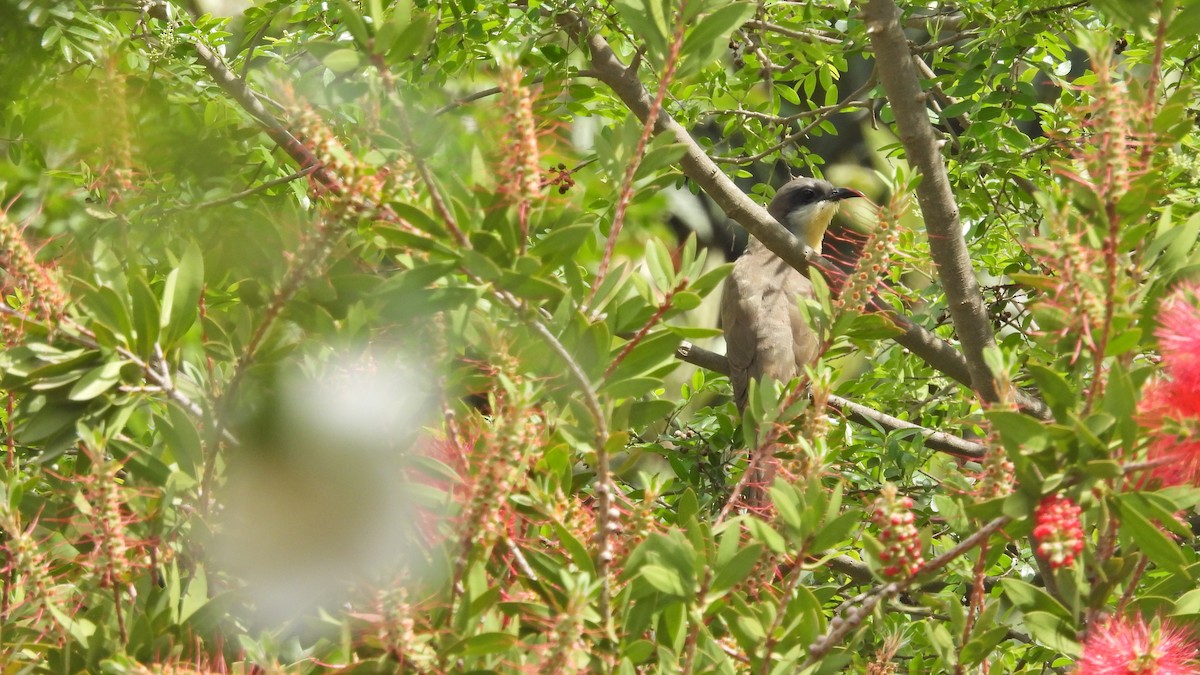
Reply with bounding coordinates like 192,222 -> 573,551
830,187 -> 865,201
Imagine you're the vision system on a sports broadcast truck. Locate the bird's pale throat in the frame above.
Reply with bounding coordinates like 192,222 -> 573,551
790,201 -> 839,253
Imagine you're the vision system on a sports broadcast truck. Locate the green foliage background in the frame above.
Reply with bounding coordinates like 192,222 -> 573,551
2,0 -> 1200,672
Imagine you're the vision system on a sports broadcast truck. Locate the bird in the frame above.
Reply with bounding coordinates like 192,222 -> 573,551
721,176 -> 864,412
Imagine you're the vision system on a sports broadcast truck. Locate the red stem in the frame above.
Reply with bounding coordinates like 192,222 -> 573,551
604,285 -> 679,378
587,4 -> 690,307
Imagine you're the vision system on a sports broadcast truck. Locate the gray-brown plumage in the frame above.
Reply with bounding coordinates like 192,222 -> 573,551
721,177 -> 863,411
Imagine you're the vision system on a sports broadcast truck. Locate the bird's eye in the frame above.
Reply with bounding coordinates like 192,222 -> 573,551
795,188 -> 816,204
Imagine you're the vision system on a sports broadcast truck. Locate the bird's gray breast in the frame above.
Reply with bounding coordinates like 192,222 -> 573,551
721,249 -> 818,409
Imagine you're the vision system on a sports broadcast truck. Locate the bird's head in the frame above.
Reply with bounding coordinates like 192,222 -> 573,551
767,177 -> 864,253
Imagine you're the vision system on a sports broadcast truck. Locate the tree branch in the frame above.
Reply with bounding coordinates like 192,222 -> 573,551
674,342 -> 986,458
863,0 -> 1002,405
190,39 -> 342,194
558,10 -> 1049,419
170,165 -> 318,211
800,514 -> 1011,669
743,20 -> 841,45
0,304 -> 237,447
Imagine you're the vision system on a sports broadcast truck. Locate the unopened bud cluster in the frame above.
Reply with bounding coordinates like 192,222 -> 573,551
9,528 -> 61,632
378,586 -> 435,668
92,460 -> 132,587
285,92 -> 416,227
0,210 -> 67,327
976,444 -> 1015,499
1033,494 -> 1085,569
835,216 -> 897,317
499,66 -> 542,205
545,163 -> 576,195
871,484 -> 924,579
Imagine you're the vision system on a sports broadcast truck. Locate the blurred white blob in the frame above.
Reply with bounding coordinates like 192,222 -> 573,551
195,0 -> 251,17
212,350 -> 439,625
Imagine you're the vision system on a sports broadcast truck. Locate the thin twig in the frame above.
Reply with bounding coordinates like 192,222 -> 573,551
1026,0 -> 1088,16
910,30 -> 980,54
172,165 -> 319,211
799,515 -> 1011,670
587,6 -> 689,308
433,73 -> 600,116
864,0 -> 1002,406
674,341 -> 987,458
0,305 -> 237,447
711,75 -> 877,165
743,20 -> 841,44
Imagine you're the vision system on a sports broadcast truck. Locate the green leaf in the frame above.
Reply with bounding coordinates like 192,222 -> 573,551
85,284 -> 135,345
679,3 -> 756,76
986,410 -> 1048,453
1027,364 -> 1076,415
960,626 -> 1010,666
676,488 -> 699,525
709,543 -> 762,596
323,48 -> 363,74
129,276 -> 161,357
771,483 -> 805,533
551,520 -> 596,576
395,14 -> 436,61
1080,2 -> 1147,33
1022,611 -> 1080,656
1148,210 -> 1200,275
809,511 -> 859,552
67,360 -> 125,401
612,0 -> 668,57
641,563 -> 688,596
745,518 -> 787,554
601,376 -> 662,399
1173,588 -> 1200,616
160,244 -> 204,348
179,564 -> 209,623
687,262 -> 732,297
998,579 -> 1072,621
1104,327 -> 1141,356
645,238 -> 675,292
161,402 -> 204,479
21,402 -> 84,443
635,141 -> 687,181
333,0 -> 369,47
1117,503 -> 1189,575
461,248 -> 504,282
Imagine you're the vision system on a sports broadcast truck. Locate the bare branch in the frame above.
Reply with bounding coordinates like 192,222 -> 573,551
562,9 -> 1050,419
674,341 -> 987,458
863,0 -> 1002,405
710,75 -> 877,165
743,20 -> 842,45
190,40 -> 342,193
800,514 -> 1011,669
172,165 -> 319,211
0,304 -> 237,447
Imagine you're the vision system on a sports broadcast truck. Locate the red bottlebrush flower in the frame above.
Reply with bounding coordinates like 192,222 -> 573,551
1156,287 -> 1200,386
1140,282 -> 1200,487
1077,616 -> 1200,675
870,484 -> 924,580
1033,494 -> 1085,569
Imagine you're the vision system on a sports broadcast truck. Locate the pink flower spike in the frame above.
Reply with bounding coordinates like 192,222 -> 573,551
1157,283 -> 1200,383
1138,282 -> 1200,487
1077,616 -> 1200,675
1033,494 -> 1085,569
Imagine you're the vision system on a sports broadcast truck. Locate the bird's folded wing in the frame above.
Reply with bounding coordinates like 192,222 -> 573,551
721,253 -> 816,410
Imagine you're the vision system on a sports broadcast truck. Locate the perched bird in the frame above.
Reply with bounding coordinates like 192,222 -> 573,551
721,176 -> 864,411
